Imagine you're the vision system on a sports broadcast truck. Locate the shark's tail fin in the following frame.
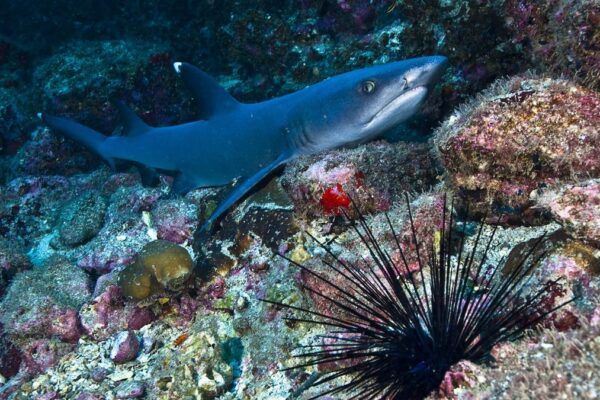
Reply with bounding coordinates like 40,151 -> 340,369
39,113 -> 116,169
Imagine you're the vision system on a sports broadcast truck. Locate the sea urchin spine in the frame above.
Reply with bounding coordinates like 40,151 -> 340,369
264,196 -> 574,399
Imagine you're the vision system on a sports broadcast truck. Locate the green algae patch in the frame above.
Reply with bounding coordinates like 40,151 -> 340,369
264,284 -> 290,304
203,200 -> 218,221
212,292 -> 236,310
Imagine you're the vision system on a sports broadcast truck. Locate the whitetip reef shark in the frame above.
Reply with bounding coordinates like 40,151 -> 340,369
41,55 -> 448,231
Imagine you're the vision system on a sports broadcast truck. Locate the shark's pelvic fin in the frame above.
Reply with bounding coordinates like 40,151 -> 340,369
40,114 -> 116,169
135,163 -> 161,187
173,62 -> 240,119
200,151 -> 291,233
114,100 -> 151,137
172,172 -> 200,194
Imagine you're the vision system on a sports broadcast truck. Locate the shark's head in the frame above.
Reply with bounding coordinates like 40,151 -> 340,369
289,56 -> 448,154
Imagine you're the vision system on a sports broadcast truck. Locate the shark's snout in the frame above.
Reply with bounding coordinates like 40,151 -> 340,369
360,56 -> 448,132
405,56 -> 448,89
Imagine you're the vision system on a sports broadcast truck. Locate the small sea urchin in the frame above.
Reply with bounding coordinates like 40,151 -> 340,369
265,197 -> 573,399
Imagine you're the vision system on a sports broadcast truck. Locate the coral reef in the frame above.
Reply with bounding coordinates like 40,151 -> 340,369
472,320 -> 600,398
202,0 -> 525,115
0,257 -> 90,346
0,175 -> 74,248
1,188 -> 598,399
114,380 -> 145,399
150,199 -> 198,244
0,0 -> 546,158
56,191 -> 107,247
0,238 -> 31,297
0,329 -> 22,379
79,285 -> 151,341
506,0 -> 600,90
294,194 -> 445,320
0,257 -> 90,385
281,140 -> 440,218
32,40 -> 194,132
70,182 -> 164,274
0,169 -> 163,272
10,128 -> 99,177
435,77 -> 600,223
110,331 -> 140,364
14,319 -> 235,399
537,179 -> 600,248
0,88 -> 30,162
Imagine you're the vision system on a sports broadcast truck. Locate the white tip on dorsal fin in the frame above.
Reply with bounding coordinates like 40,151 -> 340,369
173,62 -> 183,74
173,62 -> 240,120
37,112 -> 43,120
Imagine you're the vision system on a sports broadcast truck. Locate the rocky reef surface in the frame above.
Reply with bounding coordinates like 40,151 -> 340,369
0,1 -> 599,399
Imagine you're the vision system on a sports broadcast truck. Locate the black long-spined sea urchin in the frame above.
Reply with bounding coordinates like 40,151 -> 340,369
264,196 -> 573,399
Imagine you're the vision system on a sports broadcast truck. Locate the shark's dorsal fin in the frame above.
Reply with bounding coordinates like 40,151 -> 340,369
174,62 -> 240,119
114,100 -> 150,137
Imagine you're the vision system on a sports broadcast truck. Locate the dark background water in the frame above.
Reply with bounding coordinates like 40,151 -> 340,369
0,0 -> 522,100
0,0 -> 596,175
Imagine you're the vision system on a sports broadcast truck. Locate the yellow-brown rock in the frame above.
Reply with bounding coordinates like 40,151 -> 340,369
138,240 -> 193,291
118,240 -> 193,300
118,264 -> 157,301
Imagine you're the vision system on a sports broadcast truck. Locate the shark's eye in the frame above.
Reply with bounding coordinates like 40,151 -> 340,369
361,80 -> 376,94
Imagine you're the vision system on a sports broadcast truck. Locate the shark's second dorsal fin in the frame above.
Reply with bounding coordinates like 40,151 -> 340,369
174,62 -> 240,119
114,101 -> 150,137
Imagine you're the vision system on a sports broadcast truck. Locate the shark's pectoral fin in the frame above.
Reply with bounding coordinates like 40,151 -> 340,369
173,62 -> 240,119
199,152 -> 292,233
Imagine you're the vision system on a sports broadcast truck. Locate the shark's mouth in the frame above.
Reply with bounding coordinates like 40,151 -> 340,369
366,86 -> 428,127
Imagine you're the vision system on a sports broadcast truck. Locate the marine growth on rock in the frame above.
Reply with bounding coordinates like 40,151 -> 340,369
435,77 -> 600,222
